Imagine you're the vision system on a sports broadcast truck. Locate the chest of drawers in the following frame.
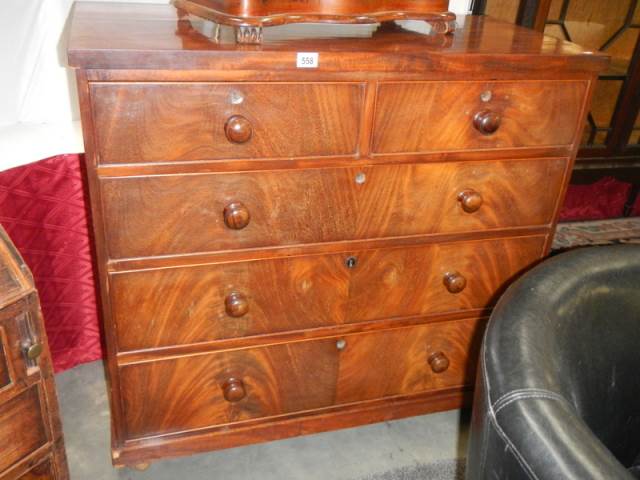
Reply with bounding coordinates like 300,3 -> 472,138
68,2 -> 607,468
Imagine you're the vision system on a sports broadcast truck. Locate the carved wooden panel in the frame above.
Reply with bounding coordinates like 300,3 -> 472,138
111,236 -> 544,351
0,386 -> 48,472
372,81 -> 586,153
100,158 -> 567,258
91,83 -> 364,164
119,318 -> 483,440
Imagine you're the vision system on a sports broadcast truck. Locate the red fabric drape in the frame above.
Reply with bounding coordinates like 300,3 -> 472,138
559,177 -> 632,222
0,154 -> 102,372
633,194 -> 640,217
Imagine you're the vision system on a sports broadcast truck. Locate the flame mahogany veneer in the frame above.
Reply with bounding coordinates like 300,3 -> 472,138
67,1 -> 608,468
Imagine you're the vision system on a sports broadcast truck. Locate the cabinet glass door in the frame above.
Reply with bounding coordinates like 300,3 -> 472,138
544,0 -> 640,147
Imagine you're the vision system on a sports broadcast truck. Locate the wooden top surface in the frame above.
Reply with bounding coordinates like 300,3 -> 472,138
67,2 -> 608,74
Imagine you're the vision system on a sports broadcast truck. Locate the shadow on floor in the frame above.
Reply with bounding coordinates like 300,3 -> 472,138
55,361 -> 469,480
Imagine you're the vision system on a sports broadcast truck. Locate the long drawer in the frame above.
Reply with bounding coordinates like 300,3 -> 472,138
110,235 -> 544,352
100,158 -> 566,259
91,82 -> 364,164
119,318 -> 485,440
372,80 -> 586,153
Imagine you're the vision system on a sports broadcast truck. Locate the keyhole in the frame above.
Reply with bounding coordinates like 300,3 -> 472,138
345,256 -> 357,269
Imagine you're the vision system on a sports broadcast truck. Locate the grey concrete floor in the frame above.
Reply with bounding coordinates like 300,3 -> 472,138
55,361 -> 469,480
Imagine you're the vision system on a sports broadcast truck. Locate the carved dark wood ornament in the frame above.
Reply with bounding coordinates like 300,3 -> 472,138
174,0 -> 456,43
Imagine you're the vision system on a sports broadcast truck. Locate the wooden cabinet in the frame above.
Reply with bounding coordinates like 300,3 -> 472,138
68,2 -> 607,468
0,227 -> 68,480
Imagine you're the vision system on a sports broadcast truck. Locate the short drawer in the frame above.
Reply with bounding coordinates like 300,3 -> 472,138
372,81 -> 586,153
0,385 -> 49,472
119,318 -> 484,440
91,82 -> 363,164
100,158 -> 566,258
110,236 -> 544,351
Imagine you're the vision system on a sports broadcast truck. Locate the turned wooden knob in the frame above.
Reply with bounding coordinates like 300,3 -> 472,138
443,271 -> 467,294
428,352 -> 450,374
473,110 -> 501,135
457,189 -> 483,213
222,378 -> 246,402
225,115 -> 253,144
225,292 -> 249,317
223,202 -> 250,229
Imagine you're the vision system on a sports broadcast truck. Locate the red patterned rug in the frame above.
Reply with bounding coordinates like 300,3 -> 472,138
553,217 -> 640,250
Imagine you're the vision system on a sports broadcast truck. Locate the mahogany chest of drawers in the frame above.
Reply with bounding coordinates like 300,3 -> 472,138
68,2 -> 607,467
0,227 -> 69,479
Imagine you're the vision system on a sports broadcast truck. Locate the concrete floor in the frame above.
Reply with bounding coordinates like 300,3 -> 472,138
55,361 -> 469,480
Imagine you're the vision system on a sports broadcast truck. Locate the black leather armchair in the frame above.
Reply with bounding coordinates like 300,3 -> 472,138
466,245 -> 640,480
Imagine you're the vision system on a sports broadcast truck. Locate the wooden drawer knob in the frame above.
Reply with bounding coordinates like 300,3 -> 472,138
428,352 -> 450,374
443,271 -> 467,294
473,110 -> 501,135
225,115 -> 253,144
222,378 -> 246,402
225,292 -> 249,317
457,189 -> 483,213
223,202 -> 250,230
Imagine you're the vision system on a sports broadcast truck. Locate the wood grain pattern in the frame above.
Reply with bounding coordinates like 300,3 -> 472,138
91,83 -> 363,164
67,1 -> 606,467
346,236 -> 546,322
110,236 -> 543,351
111,254 -> 349,351
0,387 -> 48,472
372,81 -> 587,153
335,318 -> 484,403
121,338 -> 340,439
119,318 -> 484,440
67,4 -> 608,75
13,458 -> 55,480
100,158 -> 566,259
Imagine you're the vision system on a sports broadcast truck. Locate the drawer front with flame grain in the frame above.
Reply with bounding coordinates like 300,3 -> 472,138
119,318 -> 484,440
372,81 -> 586,153
100,158 -> 566,259
110,235 -> 543,351
91,82 -> 364,164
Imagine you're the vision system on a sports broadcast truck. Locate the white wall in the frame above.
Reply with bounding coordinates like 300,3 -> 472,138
0,0 -> 472,170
